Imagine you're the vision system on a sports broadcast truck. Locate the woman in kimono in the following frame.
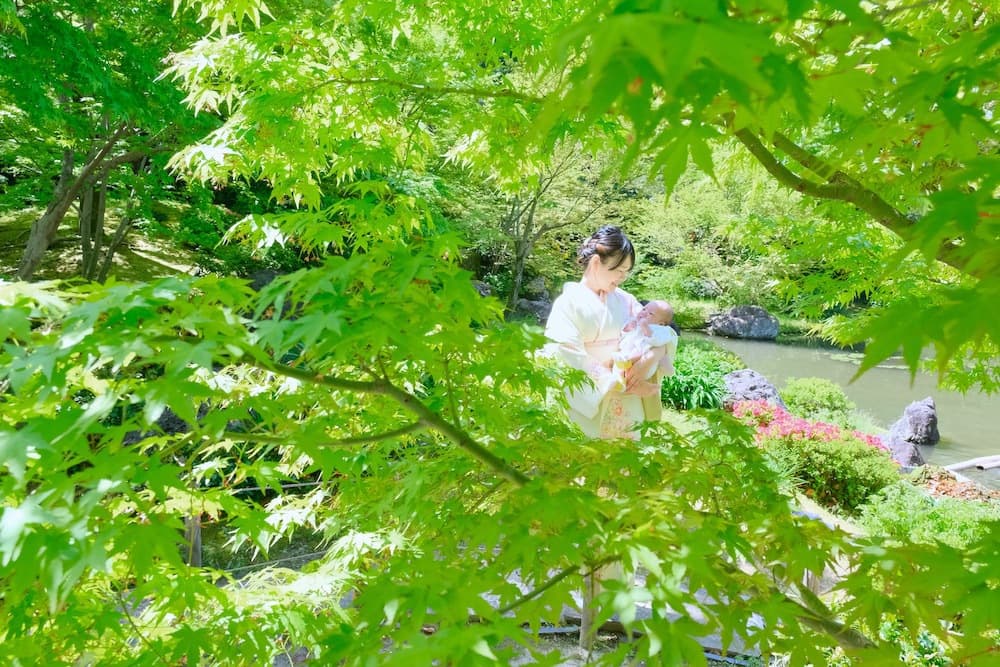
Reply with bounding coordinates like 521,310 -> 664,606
544,226 -> 672,440
543,225 -> 673,646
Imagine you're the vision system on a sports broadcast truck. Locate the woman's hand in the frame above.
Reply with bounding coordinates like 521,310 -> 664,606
624,379 -> 659,397
624,349 -> 659,387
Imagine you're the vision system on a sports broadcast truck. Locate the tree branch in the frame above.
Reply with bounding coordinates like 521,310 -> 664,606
376,378 -> 531,487
240,351 -> 531,487
314,77 -> 546,104
730,124 -> 971,275
718,555 -> 877,650
116,589 -> 172,666
496,563 -> 592,616
535,199 -> 606,242
223,421 -> 427,447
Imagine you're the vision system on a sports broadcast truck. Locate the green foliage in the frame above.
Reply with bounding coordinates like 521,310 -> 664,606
825,619 -> 962,667
660,338 -> 743,410
0,0 -> 217,280
858,482 -> 1000,550
4,0 -> 1000,664
764,435 -> 900,514
0,269 -> 903,664
659,299 -> 717,331
547,0 -> 1000,393
781,377 -> 857,424
877,619 -> 956,667
148,183 -> 305,277
628,161 -> 794,312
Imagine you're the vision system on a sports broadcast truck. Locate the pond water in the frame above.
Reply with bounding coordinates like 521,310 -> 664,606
688,332 -> 1000,489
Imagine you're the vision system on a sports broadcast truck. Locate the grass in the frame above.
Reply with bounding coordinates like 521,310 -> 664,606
1,203 -> 201,282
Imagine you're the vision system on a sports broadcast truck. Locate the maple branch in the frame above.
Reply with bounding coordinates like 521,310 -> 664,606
223,421 -> 427,447
117,589 -> 172,666
243,352 -> 531,487
496,563 -> 596,616
730,124 -> 971,275
315,77 -> 546,104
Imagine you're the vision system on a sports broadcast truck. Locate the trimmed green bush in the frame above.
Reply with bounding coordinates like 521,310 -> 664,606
857,481 -> 1000,549
763,434 -> 899,514
661,338 -> 743,410
780,377 -> 856,422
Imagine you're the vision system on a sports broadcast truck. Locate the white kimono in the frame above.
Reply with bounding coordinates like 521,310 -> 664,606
543,282 -> 662,439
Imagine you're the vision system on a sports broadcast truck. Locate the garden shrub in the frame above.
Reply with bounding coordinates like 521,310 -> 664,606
766,435 -> 900,513
781,377 -> 856,423
732,400 -> 897,513
857,481 -> 1000,549
822,619 -> 958,667
661,338 -> 743,410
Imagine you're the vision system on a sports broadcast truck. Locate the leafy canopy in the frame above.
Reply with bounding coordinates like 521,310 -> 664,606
2,0 -> 1000,665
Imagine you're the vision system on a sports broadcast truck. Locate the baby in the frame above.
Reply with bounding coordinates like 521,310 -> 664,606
612,299 -> 678,391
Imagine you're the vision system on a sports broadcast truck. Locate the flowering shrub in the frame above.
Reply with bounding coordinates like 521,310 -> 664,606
731,400 -> 898,513
731,400 -> 886,450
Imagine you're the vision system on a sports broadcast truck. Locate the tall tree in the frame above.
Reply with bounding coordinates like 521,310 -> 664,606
488,143 -> 627,313
0,0 -> 208,280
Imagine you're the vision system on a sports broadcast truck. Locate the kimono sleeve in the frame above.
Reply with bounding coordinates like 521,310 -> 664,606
620,290 -> 643,319
542,294 -> 619,420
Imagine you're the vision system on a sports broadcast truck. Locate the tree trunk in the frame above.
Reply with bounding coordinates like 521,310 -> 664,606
505,243 -> 531,316
79,182 -> 96,276
16,124 -> 129,281
17,149 -> 75,280
95,156 -> 147,283
183,514 -> 202,567
97,196 -> 136,283
80,179 -> 107,280
504,197 -> 539,316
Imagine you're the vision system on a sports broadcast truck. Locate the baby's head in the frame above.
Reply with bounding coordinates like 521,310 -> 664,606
636,300 -> 673,326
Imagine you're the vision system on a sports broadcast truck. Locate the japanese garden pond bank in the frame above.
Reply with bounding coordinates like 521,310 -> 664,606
688,332 -> 1000,490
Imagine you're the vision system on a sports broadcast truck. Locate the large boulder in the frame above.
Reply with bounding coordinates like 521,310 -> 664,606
723,369 -> 787,410
514,297 -> 552,324
707,305 -> 780,340
523,276 -> 550,300
884,438 -> 926,468
890,397 -> 940,445
882,397 -> 939,466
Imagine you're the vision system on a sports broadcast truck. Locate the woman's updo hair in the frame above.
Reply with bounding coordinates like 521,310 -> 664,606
577,225 -> 635,271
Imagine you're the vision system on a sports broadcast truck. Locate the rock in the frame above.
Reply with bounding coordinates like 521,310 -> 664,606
272,646 -> 311,666
890,397 -> 940,445
248,269 -> 281,292
122,404 -> 244,445
707,305 -> 779,340
523,276 -> 550,300
722,369 -> 787,410
884,437 -> 926,467
515,297 -> 552,324
471,280 -> 492,297
882,397 -> 939,466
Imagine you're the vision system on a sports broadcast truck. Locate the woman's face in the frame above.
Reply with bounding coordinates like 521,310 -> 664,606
586,254 -> 633,293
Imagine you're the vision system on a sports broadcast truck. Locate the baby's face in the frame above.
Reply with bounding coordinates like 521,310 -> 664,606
637,304 -> 670,325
